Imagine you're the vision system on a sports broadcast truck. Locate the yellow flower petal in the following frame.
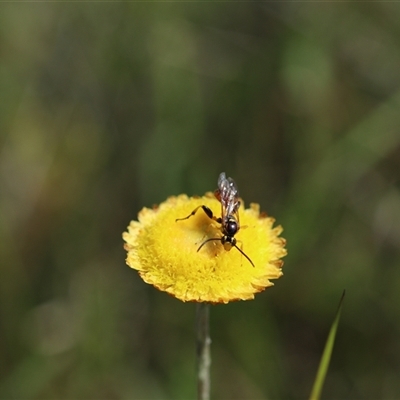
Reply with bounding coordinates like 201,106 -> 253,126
123,193 -> 287,303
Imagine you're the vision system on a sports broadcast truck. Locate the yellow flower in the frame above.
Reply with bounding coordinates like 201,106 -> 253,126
123,193 -> 287,303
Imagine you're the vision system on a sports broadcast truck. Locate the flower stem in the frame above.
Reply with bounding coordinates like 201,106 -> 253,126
196,303 -> 211,400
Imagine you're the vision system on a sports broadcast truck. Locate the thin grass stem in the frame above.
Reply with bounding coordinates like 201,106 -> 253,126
196,303 -> 211,400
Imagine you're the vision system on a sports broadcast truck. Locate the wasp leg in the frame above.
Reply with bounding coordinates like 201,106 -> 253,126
175,205 -> 220,223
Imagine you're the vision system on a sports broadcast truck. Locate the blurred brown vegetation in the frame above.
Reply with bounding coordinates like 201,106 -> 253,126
1,3 -> 400,399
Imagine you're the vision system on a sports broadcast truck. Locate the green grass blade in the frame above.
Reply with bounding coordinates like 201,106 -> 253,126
309,291 -> 346,400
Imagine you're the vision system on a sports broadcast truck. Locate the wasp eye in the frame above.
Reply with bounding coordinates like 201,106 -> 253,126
226,220 -> 238,236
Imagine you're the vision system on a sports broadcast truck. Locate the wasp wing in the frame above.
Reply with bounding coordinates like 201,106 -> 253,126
217,172 -> 241,218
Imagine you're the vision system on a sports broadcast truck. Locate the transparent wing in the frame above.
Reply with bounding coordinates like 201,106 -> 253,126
217,172 -> 240,217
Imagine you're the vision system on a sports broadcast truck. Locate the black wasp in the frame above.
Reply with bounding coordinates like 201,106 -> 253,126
176,172 -> 254,267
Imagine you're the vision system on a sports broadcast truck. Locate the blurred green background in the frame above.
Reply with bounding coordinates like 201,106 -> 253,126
1,3 -> 400,399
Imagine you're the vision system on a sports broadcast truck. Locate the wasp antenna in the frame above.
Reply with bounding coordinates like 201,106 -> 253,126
234,244 -> 255,267
197,238 -> 221,252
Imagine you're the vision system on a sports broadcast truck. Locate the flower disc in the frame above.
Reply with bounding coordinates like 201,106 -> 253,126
123,193 -> 286,303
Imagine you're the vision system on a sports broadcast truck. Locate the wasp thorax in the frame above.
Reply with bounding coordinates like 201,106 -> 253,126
225,218 -> 238,236
175,172 -> 255,267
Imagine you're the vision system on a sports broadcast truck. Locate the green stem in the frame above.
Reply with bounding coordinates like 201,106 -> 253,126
196,303 -> 211,400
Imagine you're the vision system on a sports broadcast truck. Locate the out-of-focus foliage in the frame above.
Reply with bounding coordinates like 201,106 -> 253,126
1,3 -> 400,399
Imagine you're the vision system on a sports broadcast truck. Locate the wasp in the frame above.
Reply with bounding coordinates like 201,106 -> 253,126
176,172 -> 255,267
